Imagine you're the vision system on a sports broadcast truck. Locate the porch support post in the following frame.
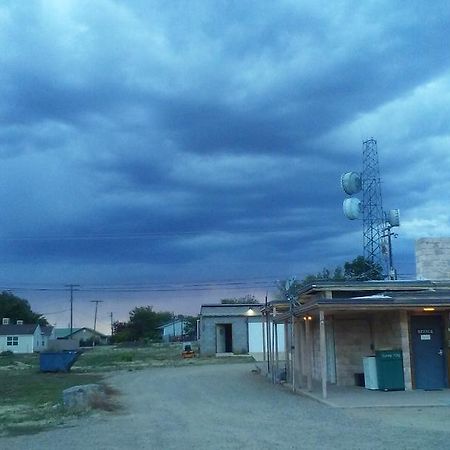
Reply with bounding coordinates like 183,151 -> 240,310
293,317 -> 302,389
305,316 -> 312,391
262,314 -> 266,362
319,310 -> 327,399
275,322 -> 279,381
399,310 -> 413,390
271,320 -> 275,383
284,320 -> 290,382
271,307 -> 276,383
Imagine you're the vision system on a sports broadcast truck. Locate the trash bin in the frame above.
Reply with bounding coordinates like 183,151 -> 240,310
354,373 -> 365,387
363,356 -> 379,390
39,351 -> 81,373
375,350 -> 405,391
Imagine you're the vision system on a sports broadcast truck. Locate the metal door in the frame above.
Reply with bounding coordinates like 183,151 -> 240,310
411,315 -> 447,390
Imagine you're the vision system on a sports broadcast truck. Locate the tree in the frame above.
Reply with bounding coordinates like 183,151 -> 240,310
111,306 -> 176,343
111,321 -> 132,343
182,316 -> 198,340
0,291 -> 48,325
274,279 -> 303,302
220,294 -> 259,304
128,306 -> 164,341
344,256 -> 383,281
275,256 -> 384,301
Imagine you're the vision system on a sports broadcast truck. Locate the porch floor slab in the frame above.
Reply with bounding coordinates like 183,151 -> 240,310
256,363 -> 450,408
293,383 -> 450,408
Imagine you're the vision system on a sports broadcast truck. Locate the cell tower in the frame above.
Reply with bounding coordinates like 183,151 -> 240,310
341,138 -> 400,279
361,138 -> 385,271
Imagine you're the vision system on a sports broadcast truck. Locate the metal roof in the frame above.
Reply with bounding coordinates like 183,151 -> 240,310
297,280 -> 448,297
0,324 -> 39,335
157,318 -> 188,329
200,303 -> 263,317
54,327 -> 107,338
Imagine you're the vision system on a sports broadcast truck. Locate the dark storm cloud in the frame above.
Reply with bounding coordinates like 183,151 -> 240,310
0,0 -> 450,328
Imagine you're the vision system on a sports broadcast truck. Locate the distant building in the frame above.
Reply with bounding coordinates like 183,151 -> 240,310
40,325 -> 56,349
199,303 -> 285,360
55,327 -> 109,346
0,319 -> 46,353
158,319 -> 189,342
416,237 -> 450,280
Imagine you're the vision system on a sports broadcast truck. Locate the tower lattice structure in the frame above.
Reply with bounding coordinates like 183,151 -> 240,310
362,138 -> 387,274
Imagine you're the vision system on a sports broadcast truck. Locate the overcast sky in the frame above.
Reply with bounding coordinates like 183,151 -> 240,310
1,1 -> 449,333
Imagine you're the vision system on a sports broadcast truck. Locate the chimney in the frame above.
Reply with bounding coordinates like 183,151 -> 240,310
2,318 -> 10,325
16,320 -> 23,325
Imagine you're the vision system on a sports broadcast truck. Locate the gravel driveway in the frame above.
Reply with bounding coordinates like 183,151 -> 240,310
2,362 -> 450,449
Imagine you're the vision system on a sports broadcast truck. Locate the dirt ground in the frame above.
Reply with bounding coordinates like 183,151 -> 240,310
2,362 -> 450,449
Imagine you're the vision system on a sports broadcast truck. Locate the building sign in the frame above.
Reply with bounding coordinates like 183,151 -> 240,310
417,329 -> 433,341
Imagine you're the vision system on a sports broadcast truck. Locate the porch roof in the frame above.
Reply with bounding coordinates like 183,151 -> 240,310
293,290 -> 450,315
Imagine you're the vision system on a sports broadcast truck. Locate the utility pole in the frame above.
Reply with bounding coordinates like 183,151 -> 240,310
65,284 -> 80,337
91,300 -> 103,332
90,300 -> 103,346
110,312 -> 114,337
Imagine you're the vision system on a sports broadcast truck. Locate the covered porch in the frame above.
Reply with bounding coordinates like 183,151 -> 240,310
291,293 -> 450,399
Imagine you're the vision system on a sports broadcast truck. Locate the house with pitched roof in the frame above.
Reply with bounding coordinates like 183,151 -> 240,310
55,327 -> 109,346
0,318 -> 45,353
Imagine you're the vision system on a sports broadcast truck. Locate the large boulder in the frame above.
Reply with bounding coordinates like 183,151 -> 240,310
63,384 -> 106,410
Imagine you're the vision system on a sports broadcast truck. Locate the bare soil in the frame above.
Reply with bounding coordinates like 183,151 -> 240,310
2,362 -> 450,449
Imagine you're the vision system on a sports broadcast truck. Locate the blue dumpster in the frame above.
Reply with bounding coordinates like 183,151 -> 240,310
39,351 -> 81,373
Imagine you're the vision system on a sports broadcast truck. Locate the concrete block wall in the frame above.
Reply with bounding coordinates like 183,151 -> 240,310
416,237 -> 450,280
372,312 -> 401,350
200,317 -> 248,356
334,317 -> 372,386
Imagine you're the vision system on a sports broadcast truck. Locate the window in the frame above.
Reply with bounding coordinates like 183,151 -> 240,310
6,336 -> 18,346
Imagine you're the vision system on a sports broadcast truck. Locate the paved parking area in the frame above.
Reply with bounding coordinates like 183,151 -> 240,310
2,362 -> 450,449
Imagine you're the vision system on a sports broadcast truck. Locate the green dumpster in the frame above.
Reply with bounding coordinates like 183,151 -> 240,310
375,350 -> 405,391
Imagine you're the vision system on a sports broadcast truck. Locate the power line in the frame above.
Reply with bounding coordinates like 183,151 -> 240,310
39,308 -> 70,315
0,276 -> 282,294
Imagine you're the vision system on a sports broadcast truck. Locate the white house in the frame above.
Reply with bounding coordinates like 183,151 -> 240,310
0,320 -> 44,353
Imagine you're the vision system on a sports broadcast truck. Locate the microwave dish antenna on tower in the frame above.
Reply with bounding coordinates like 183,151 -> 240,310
343,197 -> 362,220
341,172 -> 362,195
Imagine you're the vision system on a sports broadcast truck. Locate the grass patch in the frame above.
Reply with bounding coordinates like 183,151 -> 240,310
0,371 -> 102,406
0,343 -> 254,436
72,342 -> 254,372
0,354 -> 106,437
